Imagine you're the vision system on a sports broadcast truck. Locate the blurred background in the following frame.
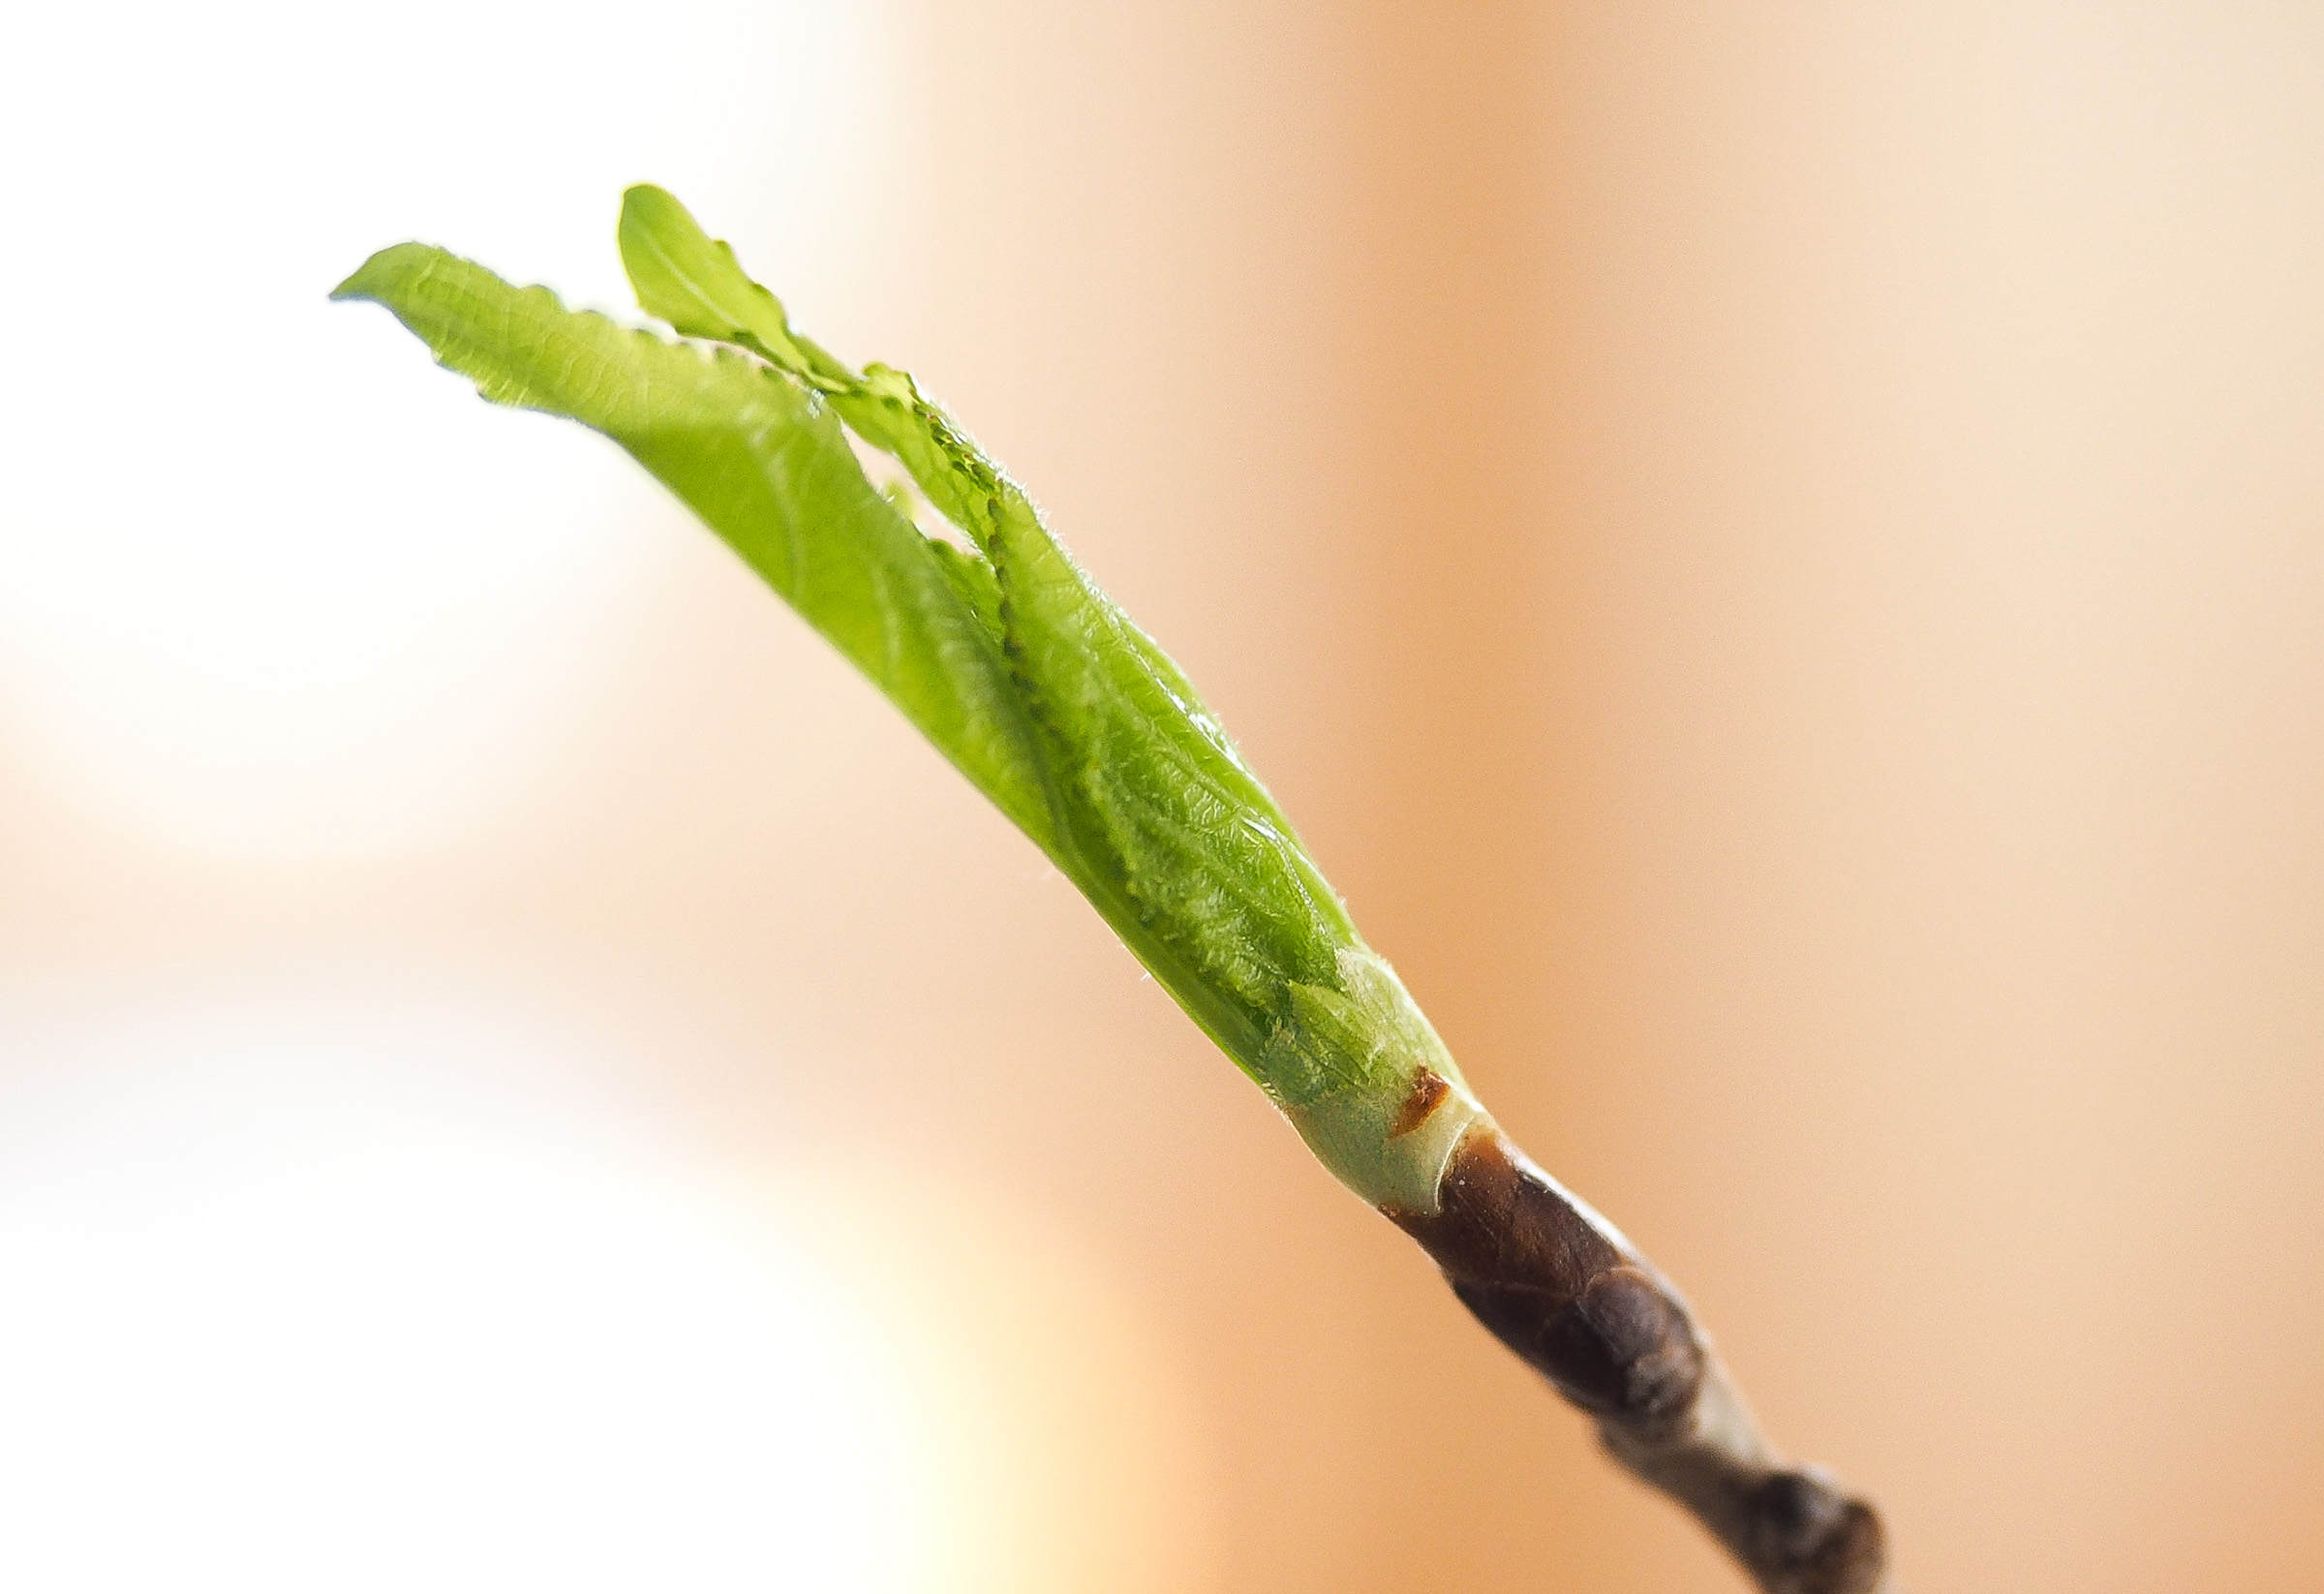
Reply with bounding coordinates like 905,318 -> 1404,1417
2,2 -> 2320,1589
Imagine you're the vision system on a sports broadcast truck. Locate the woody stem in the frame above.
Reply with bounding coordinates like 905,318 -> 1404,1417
1390,1127 -> 1888,1594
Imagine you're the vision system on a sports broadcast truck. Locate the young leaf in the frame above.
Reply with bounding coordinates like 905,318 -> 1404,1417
611,189 -> 1402,1124
339,202 -> 1490,1211
330,243 -> 1056,855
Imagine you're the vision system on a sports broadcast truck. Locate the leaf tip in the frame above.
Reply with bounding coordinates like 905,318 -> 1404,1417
619,182 -> 685,223
617,184 -> 703,269
329,241 -> 440,307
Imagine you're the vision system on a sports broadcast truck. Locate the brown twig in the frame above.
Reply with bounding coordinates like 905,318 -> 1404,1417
1391,1126 -> 1887,1594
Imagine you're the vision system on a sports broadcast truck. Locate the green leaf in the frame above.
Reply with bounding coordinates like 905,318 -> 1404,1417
330,243 -> 1056,854
618,185 -> 1002,540
616,184 -> 853,390
339,194 -> 1490,1212
979,484 -> 1360,1065
613,187 -> 1362,1074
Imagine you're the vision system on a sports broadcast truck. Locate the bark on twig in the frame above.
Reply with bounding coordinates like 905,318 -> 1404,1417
1390,1125 -> 1887,1594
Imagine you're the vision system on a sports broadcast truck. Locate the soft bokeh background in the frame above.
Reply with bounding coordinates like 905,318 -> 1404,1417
3,3 -> 2319,1589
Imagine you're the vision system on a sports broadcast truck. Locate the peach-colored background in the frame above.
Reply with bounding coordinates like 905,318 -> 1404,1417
5,4 -> 2322,1590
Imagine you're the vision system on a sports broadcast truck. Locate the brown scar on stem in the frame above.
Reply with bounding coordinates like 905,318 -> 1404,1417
1387,1127 -> 1887,1594
1389,1066 -> 1452,1138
